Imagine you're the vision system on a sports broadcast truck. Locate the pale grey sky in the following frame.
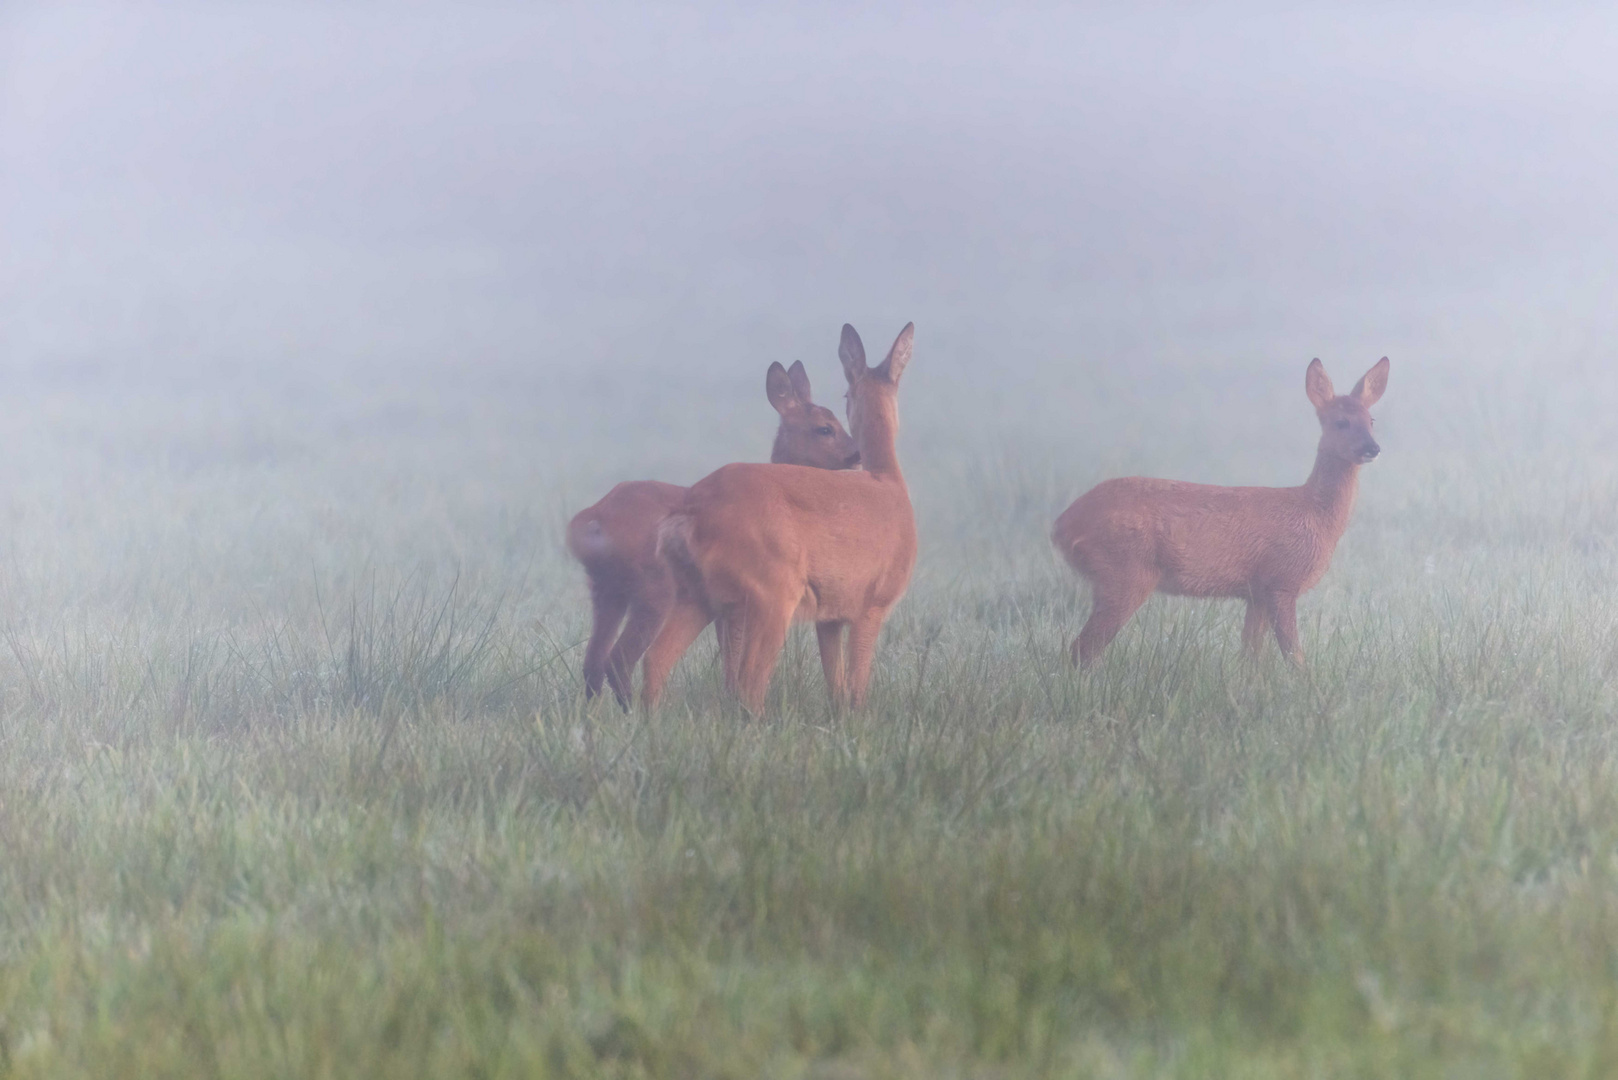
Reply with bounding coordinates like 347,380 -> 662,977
4,4 -> 1617,377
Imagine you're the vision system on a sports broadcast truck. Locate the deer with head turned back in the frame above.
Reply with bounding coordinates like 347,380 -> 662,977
654,323 -> 917,714
1053,356 -> 1389,667
567,360 -> 859,709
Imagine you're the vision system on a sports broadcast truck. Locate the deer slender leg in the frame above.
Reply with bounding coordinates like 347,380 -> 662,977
1242,593 -> 1274,655
605,586 -> 672,710
717,611 -> 748,696
1270,592 -> 1304,665
816,620 -> 848,707
639,597 -> 712,708
843,612 -> 888,708
582,585 -> 630,700
735,602 -> 792,715
1073,571 -> 1157,668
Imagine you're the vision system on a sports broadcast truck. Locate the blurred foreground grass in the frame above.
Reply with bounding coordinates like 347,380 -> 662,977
0,355 -> 1615,1077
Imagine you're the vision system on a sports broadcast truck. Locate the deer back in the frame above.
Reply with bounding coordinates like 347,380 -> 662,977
1055,356 -> 1389,600
569,360 -> 860,578
664,323 -> 917,623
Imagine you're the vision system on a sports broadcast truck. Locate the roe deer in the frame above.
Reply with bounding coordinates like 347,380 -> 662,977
567,360 -> 858,708
654,323 -> 917,714
1053,356 -> 1389,667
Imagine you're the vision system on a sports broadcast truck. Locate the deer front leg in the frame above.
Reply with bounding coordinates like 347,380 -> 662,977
843,611 -> 889,709
1270,593 -> 1304,666
816,620 -> 848,707
1242,592 -> 1273,655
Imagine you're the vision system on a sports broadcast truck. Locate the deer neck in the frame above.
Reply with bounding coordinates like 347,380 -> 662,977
853,391 -> 904,481
1302,447 -> 1360,536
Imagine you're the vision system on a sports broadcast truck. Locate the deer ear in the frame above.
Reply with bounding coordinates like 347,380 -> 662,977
1352,357 -> 1389,407
766,362 -> 799,415
1305,359 -> 1335,411
839,324 -> 867,385
873,322 -> 914,384
786,360 -> 812,405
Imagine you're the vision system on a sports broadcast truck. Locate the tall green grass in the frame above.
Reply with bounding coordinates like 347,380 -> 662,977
0,356 -> 1615,1077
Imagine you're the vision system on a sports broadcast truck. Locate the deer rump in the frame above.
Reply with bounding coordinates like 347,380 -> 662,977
567,481 -> 687,577
659,462 -> 915,625
1056,476 -> 1340,600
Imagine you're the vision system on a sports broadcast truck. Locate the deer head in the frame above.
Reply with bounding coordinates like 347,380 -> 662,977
767,360 -> 861,469
838,323 -> 913,476
1306,357 -> 1389,466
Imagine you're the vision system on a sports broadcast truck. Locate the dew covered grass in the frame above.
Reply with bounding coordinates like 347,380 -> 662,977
0,347 -> 1615,1078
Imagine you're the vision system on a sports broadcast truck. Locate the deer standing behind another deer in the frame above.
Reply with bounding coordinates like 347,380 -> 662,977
1053,356 -> 1389,667
567,361 -> 859,708
655,323 -> 917,714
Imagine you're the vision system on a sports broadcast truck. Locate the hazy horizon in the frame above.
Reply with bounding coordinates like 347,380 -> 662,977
6,4 -> 1618,388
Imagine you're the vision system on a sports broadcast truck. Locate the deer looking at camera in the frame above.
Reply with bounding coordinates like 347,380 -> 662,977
1053,356 -> 1389,667
567,360 -> 859,708
654,323 -> 917,713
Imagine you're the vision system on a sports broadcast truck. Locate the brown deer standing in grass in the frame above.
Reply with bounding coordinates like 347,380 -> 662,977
567,361 -> 859,708
1053,356 -> 1389,667
654,323 -> 917,714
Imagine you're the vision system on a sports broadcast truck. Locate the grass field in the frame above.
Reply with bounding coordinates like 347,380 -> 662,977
0,336 -> 1616,1078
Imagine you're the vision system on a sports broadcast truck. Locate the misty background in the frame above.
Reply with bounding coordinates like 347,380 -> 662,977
2,3 -> 1618,618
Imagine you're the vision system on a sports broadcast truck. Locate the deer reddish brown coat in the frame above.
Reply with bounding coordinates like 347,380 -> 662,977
567,360 -> 858,708
655,323 -> 917,713
1053,357 -> 1389,666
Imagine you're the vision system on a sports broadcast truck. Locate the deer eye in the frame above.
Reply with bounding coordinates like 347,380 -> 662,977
1334,419 -> 1350,430
815,426 -> 834,436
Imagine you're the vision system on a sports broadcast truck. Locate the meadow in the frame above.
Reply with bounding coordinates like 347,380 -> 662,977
1,323 -> 1617,1079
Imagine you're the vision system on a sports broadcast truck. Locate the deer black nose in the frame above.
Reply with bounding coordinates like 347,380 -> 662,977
1361,441 -> 1380,460
846,450 -> 861,468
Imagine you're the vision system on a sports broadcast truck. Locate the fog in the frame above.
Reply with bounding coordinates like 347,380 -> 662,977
15,10 -> 1618,1062
3,0 -> 1618,569
7,3 -> 1618,381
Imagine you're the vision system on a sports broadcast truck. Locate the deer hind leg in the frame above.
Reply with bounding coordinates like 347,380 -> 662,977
582,582 -> 631,700
605,590 -> 673,711
639,595 -> 712,708
1269,592 -> 1304,666
1242,593 -> 1274,655
734,601 -> 792,715
816,620 -> 848,708
1073,569 -> 1157,668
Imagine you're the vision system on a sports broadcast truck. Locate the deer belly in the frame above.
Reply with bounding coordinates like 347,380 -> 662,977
1155,531 -> 1264,598
1158,565 -> 1253,599
797,566 -> 898,624
792,589 -> 819,623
